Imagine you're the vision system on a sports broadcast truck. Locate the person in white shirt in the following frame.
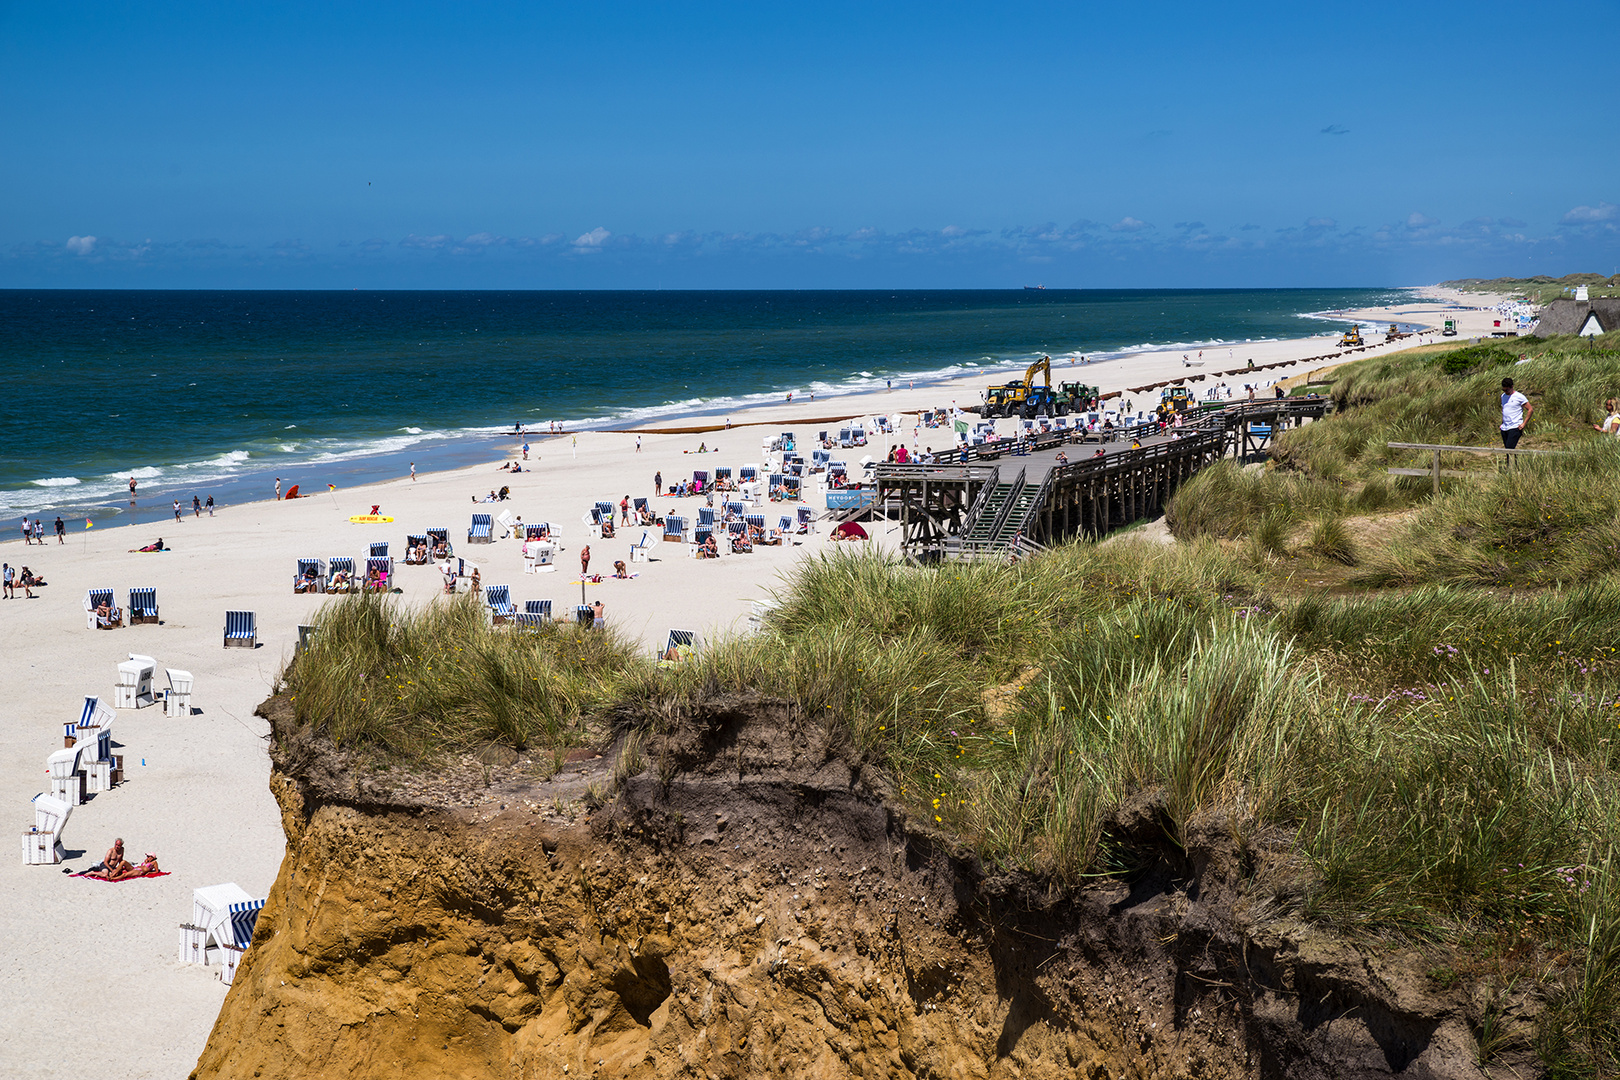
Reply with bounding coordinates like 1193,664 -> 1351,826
1499,378 -> 1532,450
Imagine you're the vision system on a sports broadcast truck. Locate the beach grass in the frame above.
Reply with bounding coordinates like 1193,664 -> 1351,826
278,332 -> 1620,1072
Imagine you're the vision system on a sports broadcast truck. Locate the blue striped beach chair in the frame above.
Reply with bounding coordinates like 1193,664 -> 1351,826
697,506 -> 716,527
294,558 -> 325,594
328,556 -> 357,593
727,519 -> 751,553
485,584 -> 515,624
663,514 -> 688,544
468,514 -> 493,544
525,599 -> 552,619
427,527 -> 452,559
222,610 -> 256,649
128,587 -> 160,624
405,534 -> 429,564
776,515 -> 794,541
84,588 -> 121,630
365,557 -> 392,591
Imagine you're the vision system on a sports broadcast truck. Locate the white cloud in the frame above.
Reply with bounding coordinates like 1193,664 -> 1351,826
1405,212 -> 1438,229
66,235 -> 96,255
572,227 -> 611,251
400,234 -> 451,249
1563,202 -> 1617,224
1110,216 -> 1150,233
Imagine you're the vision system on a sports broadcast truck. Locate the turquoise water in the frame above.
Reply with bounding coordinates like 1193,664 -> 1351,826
0,288 -> 1408,523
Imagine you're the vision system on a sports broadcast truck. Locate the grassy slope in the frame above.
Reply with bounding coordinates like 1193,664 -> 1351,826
1444,274 -> 1620,303
285,339 -> 1620,1072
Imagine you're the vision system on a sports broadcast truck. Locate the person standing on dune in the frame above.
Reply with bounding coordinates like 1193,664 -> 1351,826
1500,377 -> 1532,450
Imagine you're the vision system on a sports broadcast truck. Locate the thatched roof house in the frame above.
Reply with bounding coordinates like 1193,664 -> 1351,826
1533,298 -> 1620,336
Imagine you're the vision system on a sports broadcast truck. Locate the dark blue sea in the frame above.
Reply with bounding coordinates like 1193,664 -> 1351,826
0,288 -> 1408,526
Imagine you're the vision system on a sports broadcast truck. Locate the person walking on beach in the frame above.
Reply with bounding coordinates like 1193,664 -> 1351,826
20,519 -> 30,545
274,477 -> 282,500
580,544 -> 591,578
634,436 -> 641,453
54,516 -> 65,543
1500,377 -> 1532,450
654,470 -> 662,494
172,499 -> 181,522
129,476 -> 137,501
192,495 -> 201,517
410,462 -> 416,482
205,495 -> 214,516
33,518 -> 44,544
2,563 -> 12,599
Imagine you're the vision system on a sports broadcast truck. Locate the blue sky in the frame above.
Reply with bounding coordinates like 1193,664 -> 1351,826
3,1 -> 1615,288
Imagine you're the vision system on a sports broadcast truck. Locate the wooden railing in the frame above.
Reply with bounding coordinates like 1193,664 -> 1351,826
1385,441 -> 1563,493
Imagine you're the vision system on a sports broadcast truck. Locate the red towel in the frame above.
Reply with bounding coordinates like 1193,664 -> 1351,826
71,870 -> 172,882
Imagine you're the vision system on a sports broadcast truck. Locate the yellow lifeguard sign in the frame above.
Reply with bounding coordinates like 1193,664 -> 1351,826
348,515 -> 395,524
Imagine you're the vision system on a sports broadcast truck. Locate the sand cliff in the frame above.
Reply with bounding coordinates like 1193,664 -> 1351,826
192,694 -> 1504,1079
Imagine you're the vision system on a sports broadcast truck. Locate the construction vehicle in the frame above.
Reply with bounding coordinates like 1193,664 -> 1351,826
1339,325 -> 1364,347
1442,318 -> 1458,336
1056,381 -> 1100,413
1159,387 -> 1195,415
982,355 -> 1062,418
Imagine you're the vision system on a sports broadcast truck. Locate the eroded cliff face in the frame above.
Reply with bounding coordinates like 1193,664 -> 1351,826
192,695 -> 1500,1080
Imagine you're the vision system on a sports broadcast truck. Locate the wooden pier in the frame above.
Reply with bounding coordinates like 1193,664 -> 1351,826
871,398 -> 1330,560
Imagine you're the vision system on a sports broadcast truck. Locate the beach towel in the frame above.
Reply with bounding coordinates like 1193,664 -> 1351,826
70,870 -> 172,882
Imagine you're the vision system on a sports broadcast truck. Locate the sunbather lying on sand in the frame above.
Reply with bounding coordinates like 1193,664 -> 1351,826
83,839 -> 162,880
128,538 -> 165,552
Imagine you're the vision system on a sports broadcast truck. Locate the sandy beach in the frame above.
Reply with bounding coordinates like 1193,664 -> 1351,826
0,285 -> 1513,1077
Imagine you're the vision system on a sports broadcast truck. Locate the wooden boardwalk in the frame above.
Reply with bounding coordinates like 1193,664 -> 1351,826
872,398 -> 1330,560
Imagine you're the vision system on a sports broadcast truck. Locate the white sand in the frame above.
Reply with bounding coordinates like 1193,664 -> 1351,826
0,287 -> 1496,1077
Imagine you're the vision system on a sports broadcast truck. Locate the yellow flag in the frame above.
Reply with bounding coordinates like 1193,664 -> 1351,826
84,518 -> 94,529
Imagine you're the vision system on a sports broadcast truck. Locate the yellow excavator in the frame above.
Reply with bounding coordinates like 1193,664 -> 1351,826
983,356 -> 1058,418
1339,324 -> 1365,347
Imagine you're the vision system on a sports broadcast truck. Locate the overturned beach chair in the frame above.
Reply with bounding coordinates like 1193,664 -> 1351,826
223,610 -> 257,649
496,510 -> 518,539
115,653 -> 157,709
128,587 -> 159,624
467,513 -> 493,544
327,556 -> 358,593
84,588 -> 122,630
164,668 -> 194,717
629,530 -> 657,563
404,534 -> 429,564
485,584 -> 515,624
23,793 -> 73,865
747,600 -> 777,635
294,558 -> 326,594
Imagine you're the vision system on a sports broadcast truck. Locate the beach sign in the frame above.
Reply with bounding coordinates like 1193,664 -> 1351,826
348,515 -> 395,524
